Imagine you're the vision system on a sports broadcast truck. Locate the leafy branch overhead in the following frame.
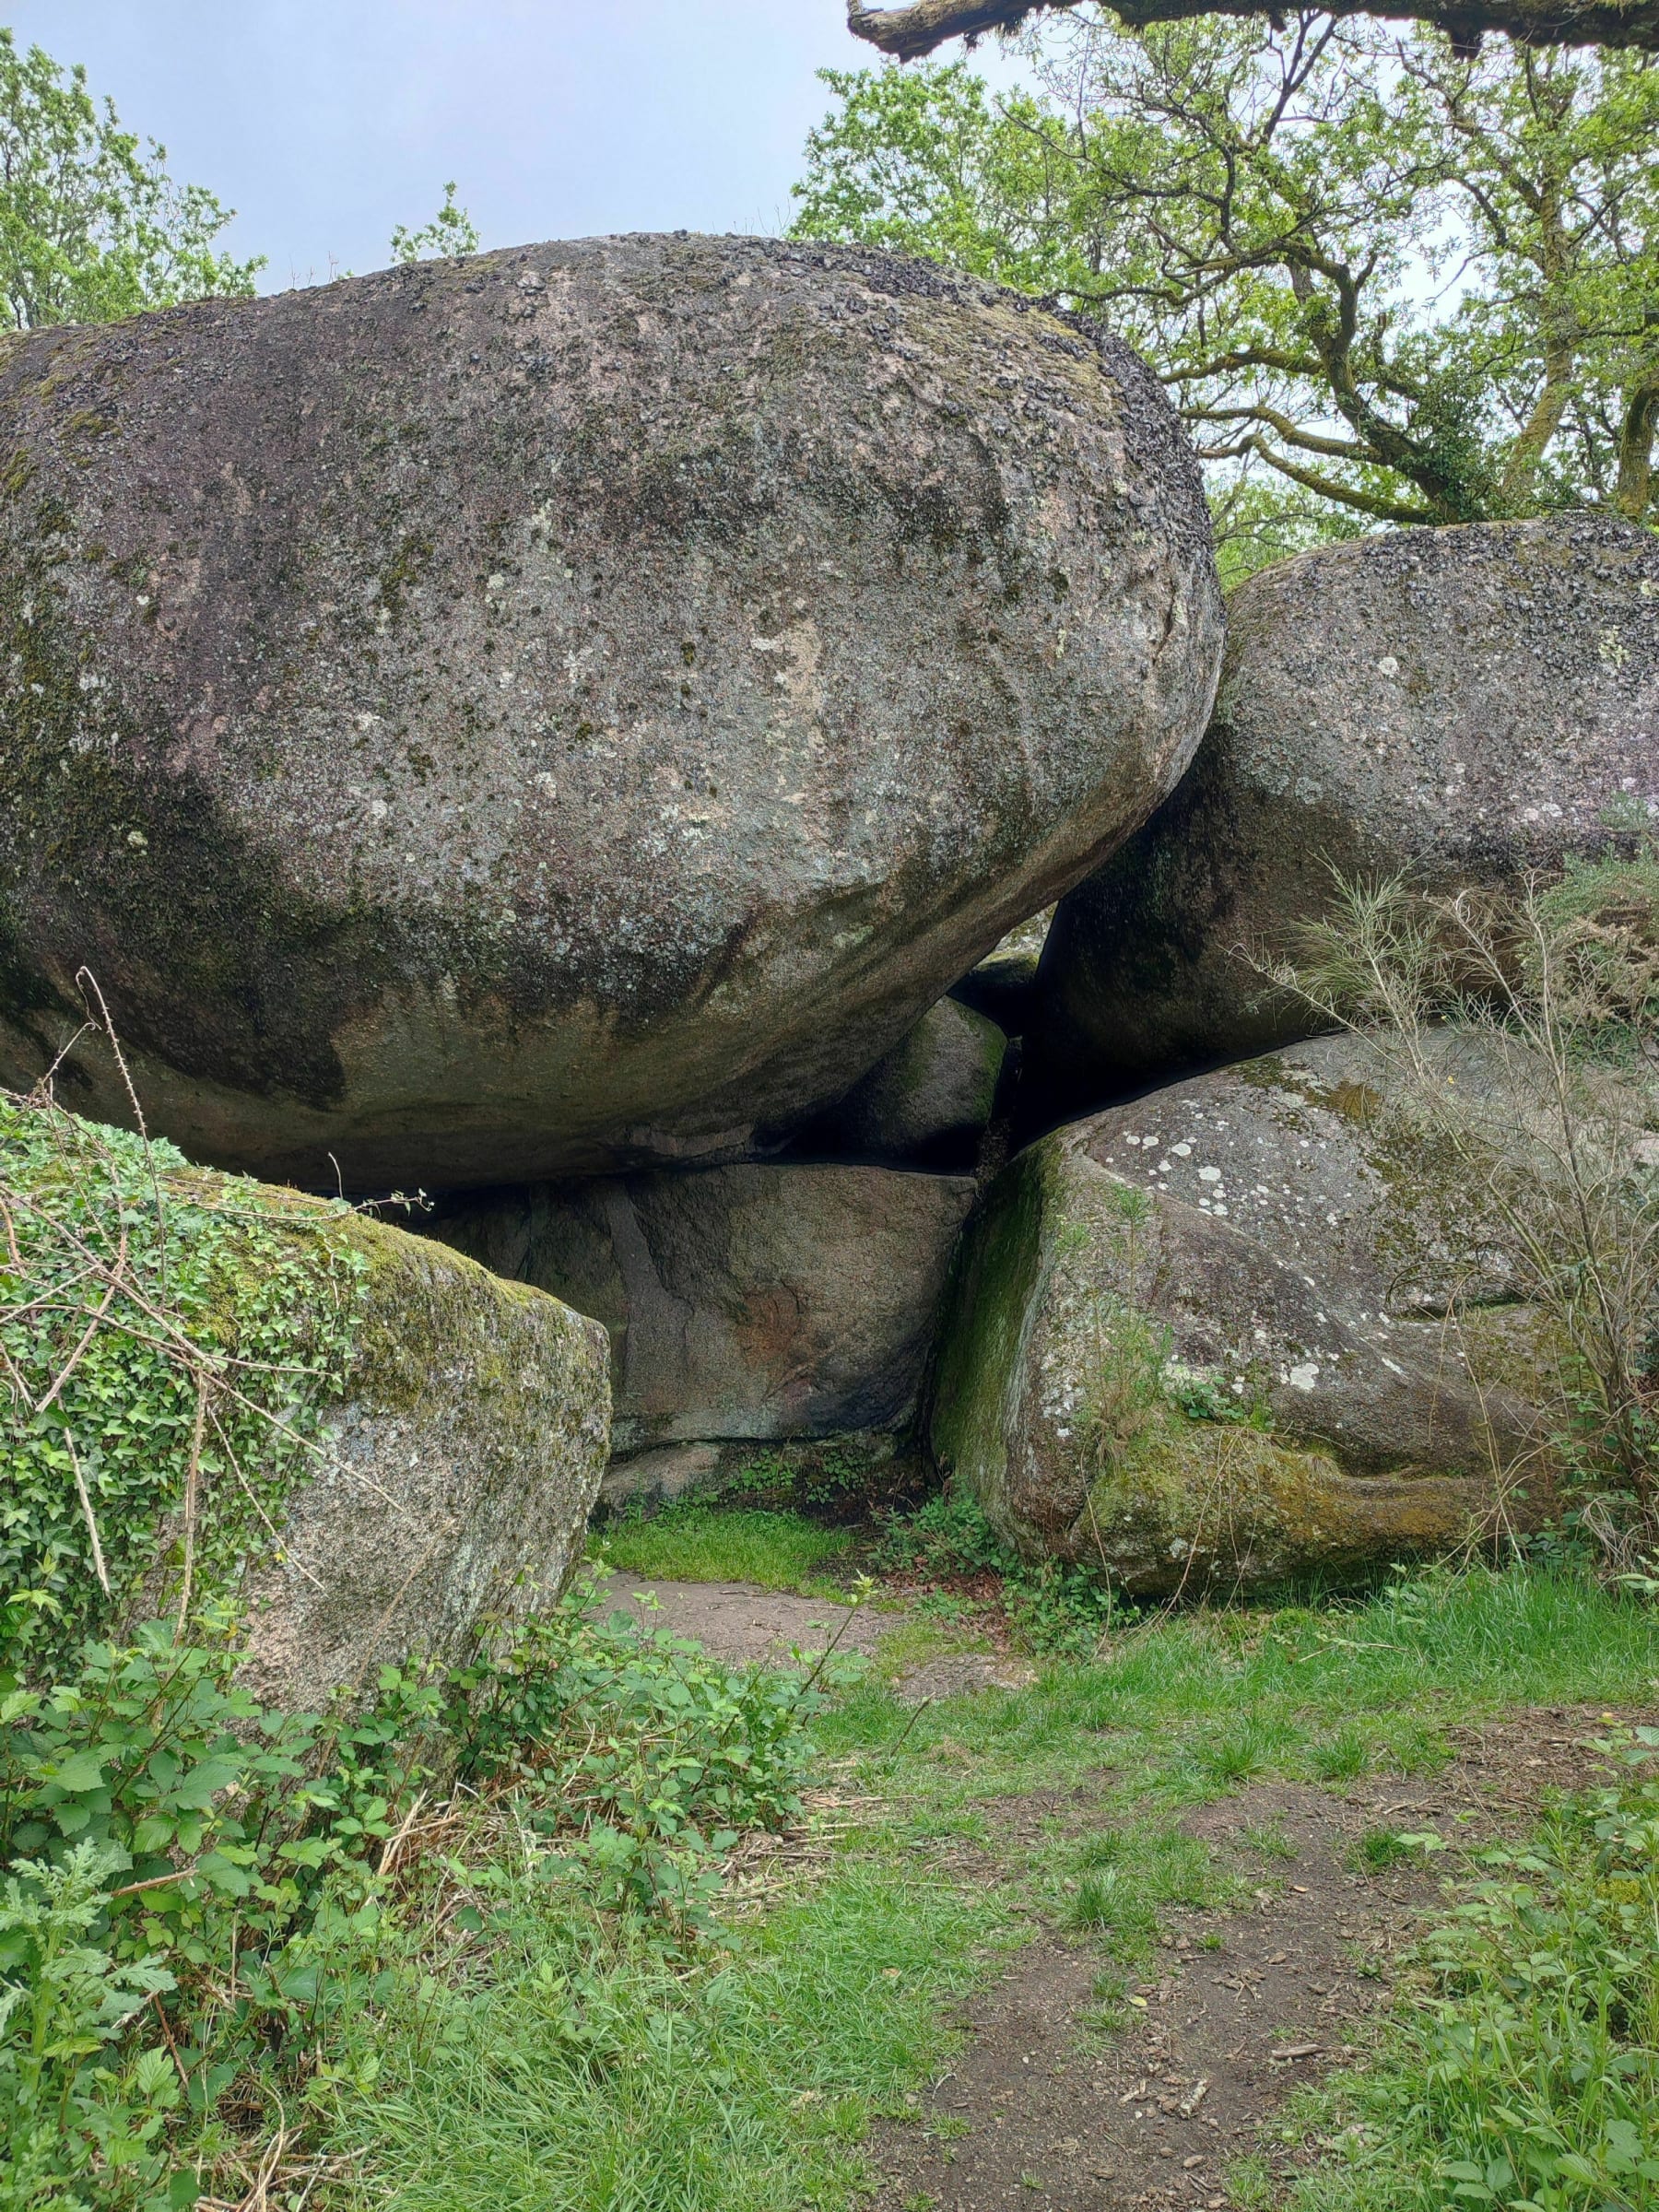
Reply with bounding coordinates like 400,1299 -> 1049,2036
0,29 -> 260,329
846,0 -> 1659,61
798,13 -> 1659,575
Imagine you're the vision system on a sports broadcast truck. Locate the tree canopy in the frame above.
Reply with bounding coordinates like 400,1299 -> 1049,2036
0,29 -> 261,330
390,182 -> 482,265
797,9 -> 1659,573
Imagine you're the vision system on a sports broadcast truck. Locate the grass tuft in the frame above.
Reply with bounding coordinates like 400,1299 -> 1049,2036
597,1504 -> 858,1594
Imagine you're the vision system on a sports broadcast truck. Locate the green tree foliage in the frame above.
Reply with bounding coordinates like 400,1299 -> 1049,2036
390,181 -> 481,265
793,13 -> 1659,575
0,29 -> 261,332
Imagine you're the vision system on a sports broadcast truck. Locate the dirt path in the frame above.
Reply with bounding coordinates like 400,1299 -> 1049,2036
871,1711 -> 1641,2212
594,1574 -> 1646,2211
590,1571 -> 1036,1696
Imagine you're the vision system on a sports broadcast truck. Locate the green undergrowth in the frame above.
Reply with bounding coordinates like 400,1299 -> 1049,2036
1279,1727 -> 1659,2212
7,1551 -> 1653,2210
819,1563 -> 1659,1803
597,1505 -> 859,1598
0,1587 -> 825,2211
598,1483 -> 1123,1655
322,1857 -> 1014,2212
304,1562 -> 1659,2212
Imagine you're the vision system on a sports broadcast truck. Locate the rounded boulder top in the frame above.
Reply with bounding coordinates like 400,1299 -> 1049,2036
0,232 -> 1222,1189
1035,512 -> 1659,1092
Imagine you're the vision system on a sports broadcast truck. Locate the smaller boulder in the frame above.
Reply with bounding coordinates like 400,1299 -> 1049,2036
1036,514 -> 1659,1093
240,1200 -> 610,1711
950,911 -> 1053,1036
432,1164 -> 975,1458
931,1035 -> 1550,1594
799,999 -> 1006,1167
0,1095 -> 610,1709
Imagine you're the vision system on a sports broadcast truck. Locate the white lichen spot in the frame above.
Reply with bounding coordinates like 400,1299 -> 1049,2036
1197,1166 -> 1222,1183
1287,1362 -> 1320,1392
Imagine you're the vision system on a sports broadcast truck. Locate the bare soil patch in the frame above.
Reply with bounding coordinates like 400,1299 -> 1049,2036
590,1571 -> 1036,1695
869,1708 -> 1649,2212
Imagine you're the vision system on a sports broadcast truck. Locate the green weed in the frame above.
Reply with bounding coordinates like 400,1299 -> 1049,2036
1289,1729 -> 1659,2211
1310,1725 -> 1373,1782
323,1854 -> 1014,2212
1351,1828 -> 1414,1875
0,1592 -> 825,2205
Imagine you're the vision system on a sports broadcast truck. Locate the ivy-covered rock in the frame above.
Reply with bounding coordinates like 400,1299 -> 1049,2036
0,1097 -> 609,1704
431,1162 -> 974,1459
1035,514 -> 1659,1094
930,1035 -> 1549,1594
0,233 -> 1220,1191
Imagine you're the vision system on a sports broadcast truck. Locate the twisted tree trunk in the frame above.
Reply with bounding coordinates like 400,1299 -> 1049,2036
847,0 -> 1659,60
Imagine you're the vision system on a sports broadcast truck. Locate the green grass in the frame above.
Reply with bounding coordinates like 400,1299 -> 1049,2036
321,1563 -> 1659,2212
1281,1730 -> 1659,2212
596,1505 -> 859,1595
326,1855 -> 1016,2212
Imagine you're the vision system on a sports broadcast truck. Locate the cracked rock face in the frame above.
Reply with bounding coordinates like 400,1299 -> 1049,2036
0,232 -> 1220,1188
931,1034 -> 1551,1594
1036,514 -> 1659,1094
429,1161 -> 975,1455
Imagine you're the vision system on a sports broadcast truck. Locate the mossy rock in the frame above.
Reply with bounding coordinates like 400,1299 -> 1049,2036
931,1034 -> 1555,1594
1035,513 -> 1659,1099
236,1191 -> 610,1711
1,1096 -> 610,1701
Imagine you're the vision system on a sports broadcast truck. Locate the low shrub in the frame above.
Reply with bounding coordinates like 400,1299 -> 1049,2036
873,1485 -> 1123,1656
1300,1726 -> 1659,2210
0,1588 -> 822,2206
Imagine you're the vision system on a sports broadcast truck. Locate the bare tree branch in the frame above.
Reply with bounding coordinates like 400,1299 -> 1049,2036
847,0 -> 1659,60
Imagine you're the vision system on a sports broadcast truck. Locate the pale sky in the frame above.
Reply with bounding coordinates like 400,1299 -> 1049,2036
11,3 -> 1025,290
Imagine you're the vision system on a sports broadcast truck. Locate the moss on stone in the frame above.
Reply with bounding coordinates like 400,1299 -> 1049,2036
929,1142 -> 1050,1533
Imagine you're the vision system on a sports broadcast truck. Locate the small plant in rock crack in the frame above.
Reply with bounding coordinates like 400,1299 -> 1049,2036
1070,1185 -> 1174,1483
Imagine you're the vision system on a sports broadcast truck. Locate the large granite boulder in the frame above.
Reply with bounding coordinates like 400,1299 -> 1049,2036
430,1163 -> 975,1458
794,997 -> 1006,1168
1035,515 -> 1659,1095
0,233 -> 1221,1190
931,1034 -> 1552,1594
